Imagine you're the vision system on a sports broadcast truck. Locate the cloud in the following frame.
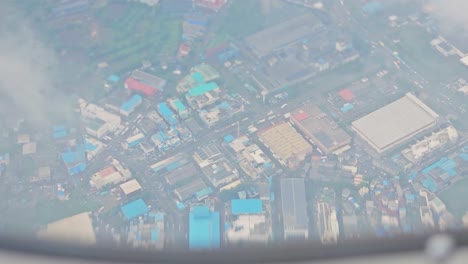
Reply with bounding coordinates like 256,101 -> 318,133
0,4 -> 73,126
427,0 -> 468,35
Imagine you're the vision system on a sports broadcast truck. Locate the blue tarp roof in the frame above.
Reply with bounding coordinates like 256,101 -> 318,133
422,178 -> 438,192
231,199 -> 263,215
121,199 -> 149,220
191,72 -> 205,84
121,94 -> 142,113
224,134 -> 235,143
189,206 -> 220,250
68,162 -> 86,175
340,103 -> 354,112
108,74 -> 120,83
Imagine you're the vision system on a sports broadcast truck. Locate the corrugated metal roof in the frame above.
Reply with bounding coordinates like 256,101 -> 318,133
231,199 -> 263,215
121,199 -> 149,220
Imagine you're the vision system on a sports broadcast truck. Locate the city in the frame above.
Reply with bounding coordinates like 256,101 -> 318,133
0,0 -> 467,251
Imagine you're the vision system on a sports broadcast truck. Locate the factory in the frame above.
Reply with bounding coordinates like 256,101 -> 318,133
193,144 -> 240,189
401,126 -> 458,163
316,202 -> 340,244
177,63 -> 220,94
89,159 -> 132,190
131,69 -> 166,92
185,82 -> 222,109
280,178 -> 309,240
189,205 -> 220,250
257,123 -> 312,170
290,104 -> 351,155
225,199 -> 272,244
37,212 -> 96,245
120,94 -> 143,117
79,99 -> 121,139
198,100 -> 243,128
352,93 -> 439,153
226,135 -> 274,179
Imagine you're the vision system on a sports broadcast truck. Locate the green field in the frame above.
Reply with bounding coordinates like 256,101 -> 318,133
439,178 -> 468,217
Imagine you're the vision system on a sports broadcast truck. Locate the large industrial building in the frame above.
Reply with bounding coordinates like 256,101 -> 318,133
225,199 -> 271,244
37,212 -> 96,245
290,105 -> 351,154
189,206 -> 220,250
316,202 -> 340,244
257,123 -> 312,169
352,93 -> 439,153
244,14 -> 322,59
280,178 -> 309,240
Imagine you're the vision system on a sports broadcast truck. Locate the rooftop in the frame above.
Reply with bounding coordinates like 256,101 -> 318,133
245,14 -> 322,58
231,199 -> 263,215
280,178 -> 308,232
37,212 -> 96,245
121,199 -> 149,220
257,123 -> 312,167
189,206 -> 220,250
352,93 -> 439,153
290,105 -> 351,154
187,82 -> 219,97
120,179 -> 142,195
120,94 -> 143,113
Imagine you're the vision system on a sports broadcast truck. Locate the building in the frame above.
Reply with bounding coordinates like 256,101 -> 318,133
125,77 -> 158,97
17,134 -> 30,144
80,100 -> 121,138
401,126 -> 458,163
34,166 -> 52,182
126,133 -> 145,148
177,63 -> 220,94
316,202 -> 340,244
22,142 -> 37,155
168,98 -> 189,119
189,205 -> 220,250
182,14 -> 208,41
228,135 -> 274,179
226,199 -> 271,244
352,93 -> 439,153
193,144 -> 239,188
121,199 -> 149,221
280,178 -> 308,240
60,143 -> 87,176
245,14 -> 322,59
185,82 -> 221,109
257,123 -> 312,169
290,105 -> 351,155
120,179 -> 142,196
199,100 -> 242,128
131,69 -> 166,91
37,212 -> 96,245
90,159 -> 132,190
127,212 -> 165,249
120,94 -> 143,117
163,162 -> 208,201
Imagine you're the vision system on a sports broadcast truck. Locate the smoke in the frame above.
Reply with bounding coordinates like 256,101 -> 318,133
0,4 -> 73,126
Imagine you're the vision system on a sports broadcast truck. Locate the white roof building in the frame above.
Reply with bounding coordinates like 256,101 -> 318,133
120,179 -> 142,196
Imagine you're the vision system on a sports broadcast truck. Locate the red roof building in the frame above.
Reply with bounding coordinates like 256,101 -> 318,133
125,77 -> 158,96
338,88 -> 355,102
178,43 -> 191,57
292,111 -> 309,122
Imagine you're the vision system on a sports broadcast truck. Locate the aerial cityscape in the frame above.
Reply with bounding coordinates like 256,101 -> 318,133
0,0 -> 467,251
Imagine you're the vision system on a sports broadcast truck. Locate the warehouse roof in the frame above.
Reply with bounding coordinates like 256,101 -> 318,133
187,82 -> 219,97
189,206 -> 220,250
231,199 -> 263,215
120,179 -> 142,195
280,178 -> 308,231
120,94 -> 142,113
37,212 -> 96,245
352,93 -> 438,153
245,14 -> 322,58
121,199 -> 149,220
291,105 -> 351,154
257,123 -> 312,165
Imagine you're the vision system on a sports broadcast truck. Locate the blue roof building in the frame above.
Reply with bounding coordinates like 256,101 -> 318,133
121,199 -> 149,220
157,102 -> 178,126
120,94 -> 143,116
108,74 -> 120,83
61,145 -> 87,175
231,199 -> 263,215
53,125 -> 68,139
186,82 -> 219,97
189,206 -> 220,250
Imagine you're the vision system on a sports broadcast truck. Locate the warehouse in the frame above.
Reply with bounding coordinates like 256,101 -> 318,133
257,123 -> 312,169
280,178 -> 309,240
352,93 -> 439,153
245,14 -> 322,58
290,105 -> 351,154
